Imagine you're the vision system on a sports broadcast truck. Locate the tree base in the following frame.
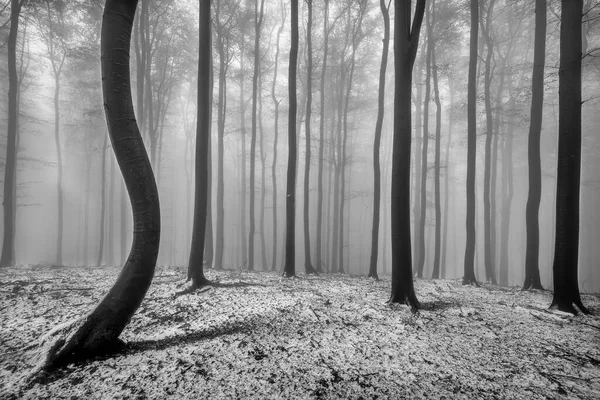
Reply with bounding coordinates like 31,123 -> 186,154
368,272 -> 379,280
388,292 -> 420,313
550,296 -> 590,315
175,278 -> 212,297
462,276 -> 479,286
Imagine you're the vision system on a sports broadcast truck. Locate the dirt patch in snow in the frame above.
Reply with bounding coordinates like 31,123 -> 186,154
1,265 -> 599,399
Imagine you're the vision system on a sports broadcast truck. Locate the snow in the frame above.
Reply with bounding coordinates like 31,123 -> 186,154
1,265 -> 599,399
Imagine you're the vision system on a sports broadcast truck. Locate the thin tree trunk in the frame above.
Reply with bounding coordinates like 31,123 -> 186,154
186,0 -> 212,287
524,0 -> 546,290
369,0 -> 390,280
412,54 -> 424,275
303,0 -> 315,274
430,0 -> 442,279
96,136 -> 108,268
463,0 -> 478,285
259,75 -> 267,270
441,85 -> 453,278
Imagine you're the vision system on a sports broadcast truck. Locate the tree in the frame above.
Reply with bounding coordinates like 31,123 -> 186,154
36,0 -> 160,368
303,0 -> 316,274
248,0 -> 265,271
480,0 -> 497,284
271,1 -> 285,272
96,135 -> 108,267
0,0 -> 23,268
550,0 -> 589,314
368,0 -> 390,280
284,0 -> 299,278
186,0 -> 212,288
463,0 -> 478,286
523,0 -> 546,290
389,0 -> 425,309
430,0 -> 442,280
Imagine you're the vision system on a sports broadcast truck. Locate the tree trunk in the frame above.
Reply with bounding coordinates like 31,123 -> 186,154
186,0 -> 212,287
54,72 -> 64,266
441,86 -> 453,278
417,6 -> 431,279
284,0 -> 299,278
463,0 -> 478,285
523,0 -> 546,290
259,75 -> 267,270
0,0 -> 21,267
303,0 -> 316,274
389,0 -> 425,309
96,136 -> 108,268
240,39 -> 247,269
551,0 -> 588,314
249,0 -> 266,272
316,0 -> 329,274
369,0 -> 390,280
271,4 -> 285,272
412,54 -> 424,275
430,0 -> 442,279
37,0 -> 160,368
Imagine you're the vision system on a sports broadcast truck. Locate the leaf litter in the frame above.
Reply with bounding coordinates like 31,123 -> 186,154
0,264 -> 599,399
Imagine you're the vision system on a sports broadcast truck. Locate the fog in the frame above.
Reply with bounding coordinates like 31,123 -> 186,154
1,0 -> 599,292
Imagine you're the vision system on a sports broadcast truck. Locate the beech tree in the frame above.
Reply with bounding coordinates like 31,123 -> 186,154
368,0 -> 390,280
463,0 -> 478,286
550,0 -> 589,314
186,0 -> 212,288
523,0 -> 546,291
36,0 -> 160,368
389,0 -> 425,309
283,0 -> 298,278
0,0 -> 23,268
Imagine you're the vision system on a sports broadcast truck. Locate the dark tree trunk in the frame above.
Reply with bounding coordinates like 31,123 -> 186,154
37,0 -> 160,368
271,4 -> 285,272
412,54 -> 423,275
551,0 -> 588,314
430,0 -> 442,280
303,0 -> 316,274
284,0 -> 299,278
186,0 -> 212,287
523,0 -> 546,290
54,72 -> 64,266
316,0 -> 329,274
389,0 -> 425,309
441,86 -> 453,278
463,0 -> 478,286
369,0 -> 390,280
0,0 -> 21,268
249,0 -> 266,271
258,74 -> 267,269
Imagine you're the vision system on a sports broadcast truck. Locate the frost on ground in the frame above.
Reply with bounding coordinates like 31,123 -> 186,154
1,265 -> 599,399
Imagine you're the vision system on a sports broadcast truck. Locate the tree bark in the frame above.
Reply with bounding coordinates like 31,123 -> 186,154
303,0 -> 316,274
389,0 -> 425,309
551,0 -> 588,314
0,0 -> 22,268
36,0 -> 160,368
430,0 -> 442,279
284,0 -> 299,278
186,0 -> 212,287
463,0 -> 478,285
96,136 -> 108,268
523,0 -> 546,290
369,0 -> 390,280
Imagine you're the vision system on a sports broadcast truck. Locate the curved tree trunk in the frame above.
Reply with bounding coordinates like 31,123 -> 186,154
187,0 -> 212,287
523,0 -> 546,290
551,0 -> 588,314
463,0 -> 478,286
36,0 -> 160,369
284,0 -> 299,278
389,0 -> 425,309
368,0 -> 390,280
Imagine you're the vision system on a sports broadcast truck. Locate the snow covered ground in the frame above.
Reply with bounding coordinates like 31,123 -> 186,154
1,265 -> 599,399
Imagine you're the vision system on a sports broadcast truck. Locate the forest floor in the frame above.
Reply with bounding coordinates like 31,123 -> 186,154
0,265 -> 599,399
